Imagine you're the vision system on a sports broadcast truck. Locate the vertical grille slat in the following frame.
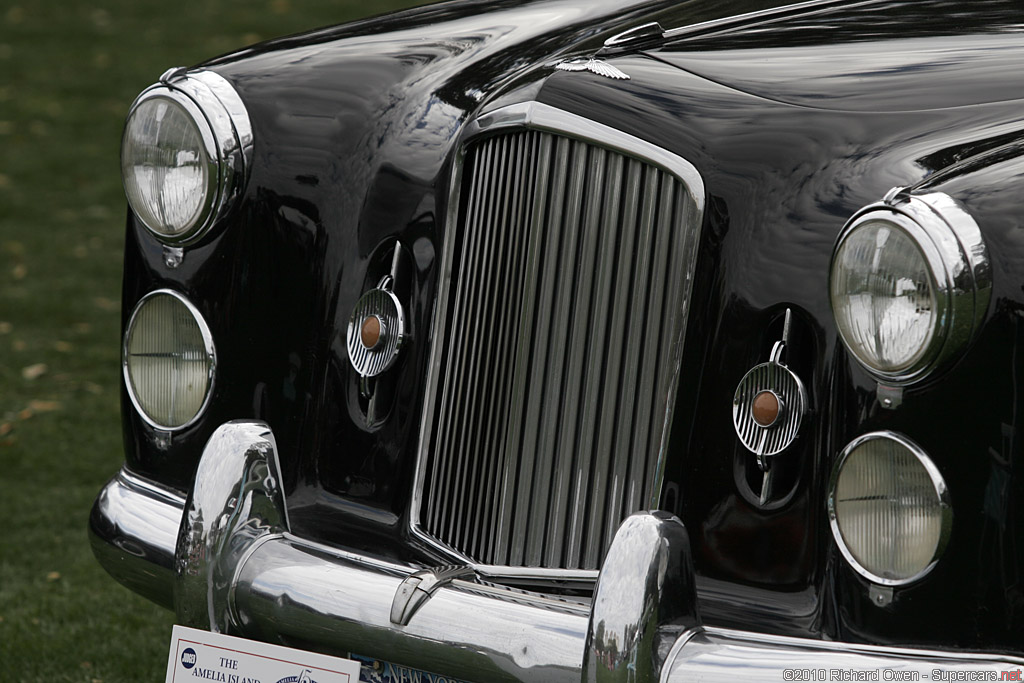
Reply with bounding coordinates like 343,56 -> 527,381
428,140 -> 492,535
499,131 -> 553,567
481,131 -> 536,563
463,132 -> 523,550
541,139 -> 590,569
421,124 -> 702,573
516,135 -> 570,568
562,146 -> 610,570
469,133 -> 519,552
593,158 -> 642,560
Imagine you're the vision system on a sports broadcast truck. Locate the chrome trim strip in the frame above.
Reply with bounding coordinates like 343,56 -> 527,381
827,431 -> 952,587
663,626 -> 1024,681
409,101 -> 706,582
659,628 -> 704,683
706,625 -> 1024,663
124,68 -> 253,245
122,288 -> 217,432
829,191 -> 991,385
662,0 -> 887,42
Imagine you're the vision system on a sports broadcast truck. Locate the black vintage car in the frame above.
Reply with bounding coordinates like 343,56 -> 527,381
90,0 -> 1024,679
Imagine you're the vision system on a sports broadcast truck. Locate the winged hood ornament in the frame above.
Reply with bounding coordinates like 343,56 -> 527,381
555,57 -> 630,80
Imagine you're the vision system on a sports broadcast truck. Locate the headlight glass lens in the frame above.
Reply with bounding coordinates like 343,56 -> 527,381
830,218 -> 938,374
122,96 -> 211,238
124,291 -> 214,430
829,433 -> 949,584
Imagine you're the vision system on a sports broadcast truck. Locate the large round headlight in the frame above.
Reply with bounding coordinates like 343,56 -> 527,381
828,432 -> 951,585
121,69 -> 252,245
831,215 -> 938,373
122,96 -> 215,238
829,191 -> 990,384
123,290 -> 216,430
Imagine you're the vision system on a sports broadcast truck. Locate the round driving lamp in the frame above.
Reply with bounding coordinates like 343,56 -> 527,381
123,290 -> 216,430
828,432 -> 951,585
121,69 -> 252,245
829,191 -> 990,384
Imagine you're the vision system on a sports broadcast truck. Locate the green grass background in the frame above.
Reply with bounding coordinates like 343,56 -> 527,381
0,1 -> 425,680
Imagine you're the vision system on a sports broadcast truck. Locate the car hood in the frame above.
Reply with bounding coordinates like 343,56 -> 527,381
646,0 -> 1024,112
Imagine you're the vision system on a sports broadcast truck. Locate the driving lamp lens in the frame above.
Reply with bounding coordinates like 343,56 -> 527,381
829,433 -> 950,585
124,291 -> 215,430
830,218 -> 938,374
122,96 -> 210,238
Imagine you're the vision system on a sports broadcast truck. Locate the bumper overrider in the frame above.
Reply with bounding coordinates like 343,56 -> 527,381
90,421 -> 1023,682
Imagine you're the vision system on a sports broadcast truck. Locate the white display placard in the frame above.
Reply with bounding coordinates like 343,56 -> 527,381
166,625 -> 362,683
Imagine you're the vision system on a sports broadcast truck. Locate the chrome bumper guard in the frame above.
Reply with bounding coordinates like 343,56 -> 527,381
90,421 -> 1023,682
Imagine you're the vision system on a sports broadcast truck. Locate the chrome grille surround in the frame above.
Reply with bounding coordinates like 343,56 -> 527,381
411,102 -> 706,582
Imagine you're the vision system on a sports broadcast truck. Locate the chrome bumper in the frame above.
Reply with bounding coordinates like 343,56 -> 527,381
90,421 -> 1024,683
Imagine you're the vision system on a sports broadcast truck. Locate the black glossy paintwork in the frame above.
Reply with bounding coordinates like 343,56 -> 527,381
118,0 -> 1024,657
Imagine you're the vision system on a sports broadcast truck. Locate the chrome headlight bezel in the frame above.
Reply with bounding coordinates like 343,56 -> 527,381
122,289 -> 217,431
828,431 -> 952,587
828,191 -> 991,385
121,69 -> 253,245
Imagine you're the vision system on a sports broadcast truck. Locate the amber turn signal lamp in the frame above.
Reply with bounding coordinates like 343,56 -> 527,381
361,315 -> 383,350
751,391 -> 781,427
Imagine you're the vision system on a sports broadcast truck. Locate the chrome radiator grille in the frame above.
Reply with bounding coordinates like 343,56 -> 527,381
418,117 -> 703,573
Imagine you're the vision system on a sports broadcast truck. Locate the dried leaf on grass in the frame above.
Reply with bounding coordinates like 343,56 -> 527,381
54,340 -> 73,352
29,400 -> 61,413
92,297 -> 117,311
0,321 -> 11,333
46,571 -> 61,582
12,263 -> 26,279
0,423 -> 11,436
22,363 -> 47,380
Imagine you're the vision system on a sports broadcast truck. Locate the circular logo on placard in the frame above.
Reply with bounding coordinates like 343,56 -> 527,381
277,671 -> 317,683
181,648 -> 197,669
